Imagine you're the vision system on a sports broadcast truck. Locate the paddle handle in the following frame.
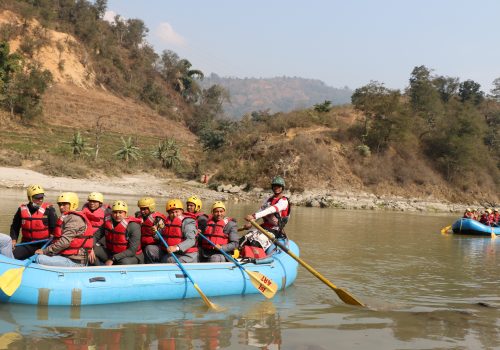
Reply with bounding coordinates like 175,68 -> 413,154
155,231 -> 196,284
198,232 -> 243,269
15,238 -> 50,247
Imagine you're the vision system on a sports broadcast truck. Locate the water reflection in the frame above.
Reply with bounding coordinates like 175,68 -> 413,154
0,298 -> 282,350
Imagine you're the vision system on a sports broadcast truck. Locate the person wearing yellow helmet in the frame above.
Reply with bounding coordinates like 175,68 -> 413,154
135,197 -> 167,250
479,209 -> 495,226
10,184 -> 58,260
463,208 -> 474,219
200,201 -> 239,262
34,192 -> 94,267
81,192 -> 110,234
93,200 -> 144,265
244,176 -> 291,239
144,199 -> 198,263
185,195 -> 209,233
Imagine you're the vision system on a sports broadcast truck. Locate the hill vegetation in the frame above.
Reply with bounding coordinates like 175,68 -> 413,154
0,0 -> 498,204
200,74 -> 352,119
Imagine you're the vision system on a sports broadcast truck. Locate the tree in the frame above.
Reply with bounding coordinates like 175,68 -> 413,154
351,81 -> 402,152
314,100 -> 332,113
491,77 -> 500,101
65,131 -> 91,158
152,138 -> 181,169
458,80 -> 484,105
432,76 -> 459,103
114,136 -> 141,162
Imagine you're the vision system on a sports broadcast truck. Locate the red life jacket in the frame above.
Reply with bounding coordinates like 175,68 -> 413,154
262,195 -> 290,231
463,212 -> 474,219
160,215 -> 198,253
53,211 -> 94,256
241,245 -> 267,259
81,204 -> 107,233
201,217 -> 232,250
104,216 -> 143,255
20,202 -> 52,242
139,212 -> 167,248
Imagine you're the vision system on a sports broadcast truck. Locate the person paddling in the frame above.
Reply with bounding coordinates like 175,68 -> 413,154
244,176 -> 291,240
35,192 -> 94,267
200,201 -> 239,262
144,199 -> 198,263
135,197 -> 166,251
10,184 -> 57,260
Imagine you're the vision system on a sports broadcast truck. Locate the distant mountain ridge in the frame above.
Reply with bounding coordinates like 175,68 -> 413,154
201,74 -> 352,118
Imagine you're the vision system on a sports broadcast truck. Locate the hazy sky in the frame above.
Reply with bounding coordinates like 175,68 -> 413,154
106,0 -> 500,92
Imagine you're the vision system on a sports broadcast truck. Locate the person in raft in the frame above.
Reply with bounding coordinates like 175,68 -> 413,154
244,176 -> 291,240
463,208 -> 474,219
92,200 -> 144,265
81,192 -> 110,234
35,192 -> 94,267
144,199 -> 199,263
10,184 -> 58,260
199,201 -> 239,262
135,197 -> 166,252
184,195 -> 209,234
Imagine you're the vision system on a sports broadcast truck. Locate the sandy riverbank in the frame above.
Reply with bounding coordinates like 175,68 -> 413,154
0,166 -> 466,213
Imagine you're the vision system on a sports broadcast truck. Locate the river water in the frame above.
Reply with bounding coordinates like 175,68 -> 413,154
0,189 -> 498,349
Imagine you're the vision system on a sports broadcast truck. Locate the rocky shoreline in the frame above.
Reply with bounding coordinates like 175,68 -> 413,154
0,167 -> 466,213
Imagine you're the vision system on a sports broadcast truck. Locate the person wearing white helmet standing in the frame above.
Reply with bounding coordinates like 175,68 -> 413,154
35,192 -> 94,267
10,184 -> 57,260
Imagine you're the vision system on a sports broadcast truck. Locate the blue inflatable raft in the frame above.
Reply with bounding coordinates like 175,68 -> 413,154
0,241 -> 299,306
452,218 -> 500,236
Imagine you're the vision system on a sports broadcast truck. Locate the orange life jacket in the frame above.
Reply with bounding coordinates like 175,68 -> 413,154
20,202 -> 52,242
160,215 -> 198,253
139,211 -> 167,248
201,217 -> 232,250
81,204 -> 107,233
104,216 -> 143,255
53,211 -> 94,256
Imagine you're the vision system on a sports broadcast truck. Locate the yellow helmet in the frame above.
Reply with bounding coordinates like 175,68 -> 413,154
465,208 -> 471,212
137,197 -> 156,211
112,200 -> 128,212
186,195 -> 202,212
27,184 -> 44,202
494,208 -> 499,213
166,199 -> 183,212
87,192 -> 104,203
57,192 -> 79,211
211,201 -> 226,212
486,208 -> 493,214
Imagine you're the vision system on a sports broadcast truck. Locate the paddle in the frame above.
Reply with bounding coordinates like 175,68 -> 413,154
249,220 -> 365,307
0,239 -> 52,297
198,232 -> 278,299
155,231 -> 223,311
440,225 -> 452,235
15,238 -> 50,247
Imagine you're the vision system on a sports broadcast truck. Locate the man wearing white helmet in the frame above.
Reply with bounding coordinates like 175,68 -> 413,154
10,184 -> 57,260
35,192 -> 94,267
